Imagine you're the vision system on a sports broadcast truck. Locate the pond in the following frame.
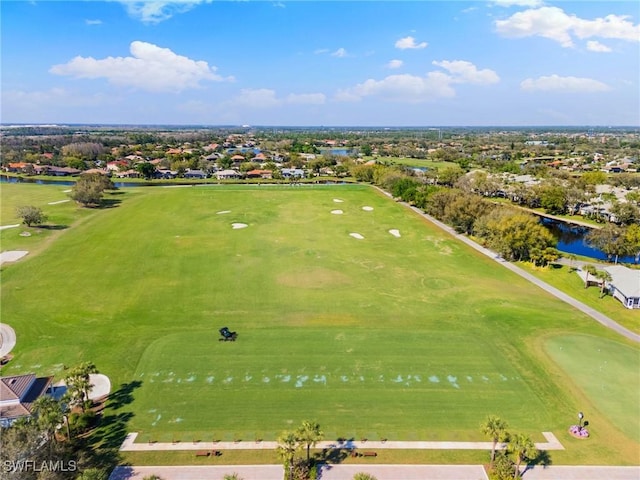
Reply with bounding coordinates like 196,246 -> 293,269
540,217 -> 636,264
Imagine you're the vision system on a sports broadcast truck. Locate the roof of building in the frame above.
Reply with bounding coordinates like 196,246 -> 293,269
1,374 -> 53,420
604,265 -> 640,299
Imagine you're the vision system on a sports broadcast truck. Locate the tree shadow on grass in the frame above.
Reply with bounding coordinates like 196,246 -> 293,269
81,381 -> 142,475
314,437 -> 357,479
521,450 -> 553,477
38,224 -> 69,230
99,198 -> 123,209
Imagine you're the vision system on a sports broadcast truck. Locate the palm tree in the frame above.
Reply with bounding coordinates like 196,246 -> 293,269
296,420 -> 323,462
31,395 -> 64,442
594,270 -> 612,298
64,362 -> 98,411
481,415 -> 509,469
507,433 -> 538,479
353,473 -> 378,480
276,431 -> 301,480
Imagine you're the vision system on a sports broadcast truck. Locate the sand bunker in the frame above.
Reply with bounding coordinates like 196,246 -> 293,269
331,210 -> 344,215
362,206 -> 374,211
349,233 -> 364,240
48,200 -> 70,205
232,223 -> 248,229
0,251 -> 28,265
389,229 -> 401,238
217,210 -> 231,214
333,199 -> 344,203
0,224 -> 20,231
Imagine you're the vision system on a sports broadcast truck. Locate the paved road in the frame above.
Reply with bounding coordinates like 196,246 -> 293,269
109,464 -> 640,480
400,202 -> 640,344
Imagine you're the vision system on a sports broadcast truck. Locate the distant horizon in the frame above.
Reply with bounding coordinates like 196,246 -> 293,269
1,123 -> 639,131
2,1 -> 638,126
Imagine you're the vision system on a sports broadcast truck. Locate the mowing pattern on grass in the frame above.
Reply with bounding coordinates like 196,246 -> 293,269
1,185 -> 638,456
544,334 -> 640,443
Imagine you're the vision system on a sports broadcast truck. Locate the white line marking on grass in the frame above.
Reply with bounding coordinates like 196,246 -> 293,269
349,233 -> 364,239
389,229 -> 401,237
362,206 -> 374,211
330,209 -> 343,215
429,375 -> 440,383
333,199 -> 344,203
0,224 -> 20,230
232,223 -> 248,229
48,199 -> 70,205
447,375 -> 460,389
63,189 -> 72,193
206,376 -> 214,383
217,210 -> 231,214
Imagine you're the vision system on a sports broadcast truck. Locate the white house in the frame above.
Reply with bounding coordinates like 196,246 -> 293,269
604,265 -> 640,309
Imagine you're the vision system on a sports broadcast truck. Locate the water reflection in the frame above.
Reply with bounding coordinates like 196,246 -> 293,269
540,217 -> 635,263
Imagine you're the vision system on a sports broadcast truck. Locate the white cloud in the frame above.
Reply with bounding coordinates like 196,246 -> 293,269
387,59 -> 403,69
50,41 -> 230,92
520,74 -> 611,92
335,72 -> 455,103
586,40 -> 612,53
395,36 -> 428,50
85,19 -> 103,25
432,60 -> 500,84
119,1 -> 212,24
495,6 -> 640,47
336,59 -> 499,103
231,89 -> 326,108
331,48 -> 348,58
314,48 -> 330,55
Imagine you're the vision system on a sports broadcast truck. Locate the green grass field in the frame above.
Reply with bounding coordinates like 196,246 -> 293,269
1,183 -> 638,464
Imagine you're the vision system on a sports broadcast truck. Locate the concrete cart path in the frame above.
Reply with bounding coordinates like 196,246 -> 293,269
119,432 -> 564,452
396,198 -> 640,344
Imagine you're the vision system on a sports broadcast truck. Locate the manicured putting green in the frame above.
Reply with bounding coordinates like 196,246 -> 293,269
544,335 -> 640,442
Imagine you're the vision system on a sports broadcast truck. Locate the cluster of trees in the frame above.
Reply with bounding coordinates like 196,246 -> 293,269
69,173 -> 116,207
481,415 -> 541,480
355,164 -> 560,265
276,420 -> 324,480
0,363 -> 115,480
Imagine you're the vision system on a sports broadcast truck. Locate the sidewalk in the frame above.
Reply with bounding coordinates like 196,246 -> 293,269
109,464 -> 640,480
119,432 -> 564,452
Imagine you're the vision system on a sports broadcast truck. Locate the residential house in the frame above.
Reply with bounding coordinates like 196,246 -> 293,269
1,373 -> 53,427
281,168 -> 305,178
604,265 -> 640,309
246,169 -> 272,179
184,169 -> 208,179
215,169 -> 241,180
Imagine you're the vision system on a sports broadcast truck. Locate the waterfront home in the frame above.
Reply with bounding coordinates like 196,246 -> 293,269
604,265 -> 640,309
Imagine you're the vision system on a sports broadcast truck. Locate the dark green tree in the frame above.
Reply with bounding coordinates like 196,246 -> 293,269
16,205 -> 47,227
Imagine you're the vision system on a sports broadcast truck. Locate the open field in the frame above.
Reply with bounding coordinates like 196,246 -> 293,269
1,184 -> 638,464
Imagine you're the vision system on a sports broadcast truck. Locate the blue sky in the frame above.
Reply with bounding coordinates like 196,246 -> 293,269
1,1 -> 639,126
